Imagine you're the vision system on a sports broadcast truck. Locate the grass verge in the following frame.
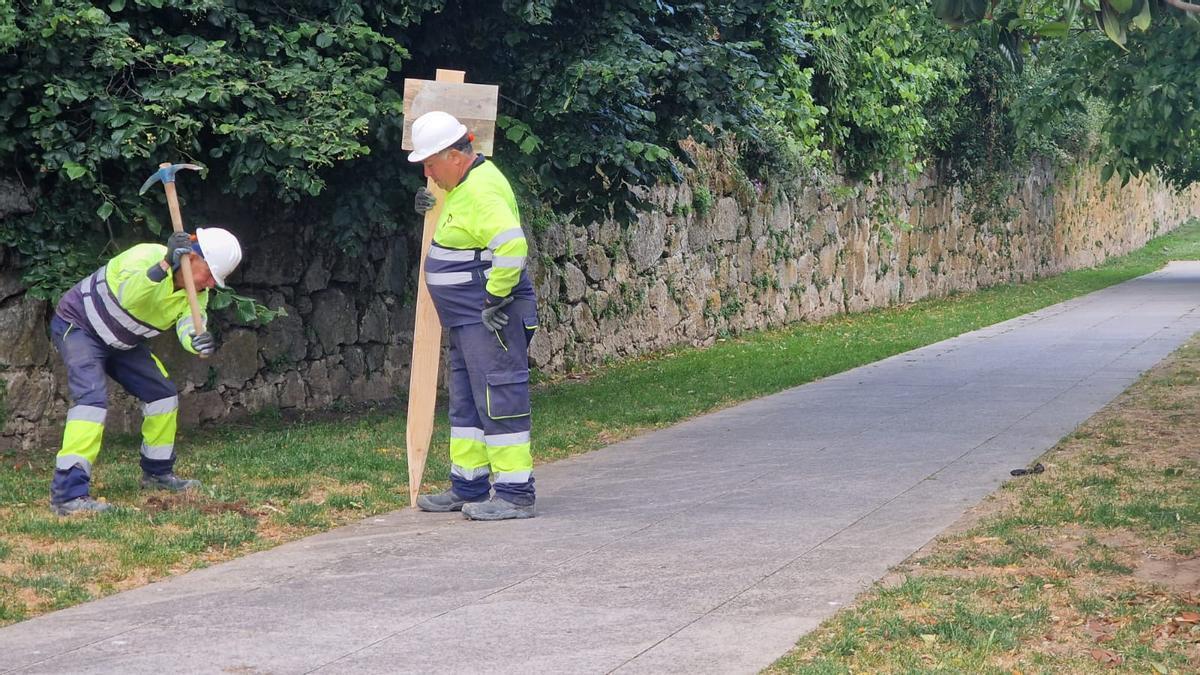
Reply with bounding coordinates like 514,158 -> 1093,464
1,220 -> 1199,626
766,335 -> 1200,674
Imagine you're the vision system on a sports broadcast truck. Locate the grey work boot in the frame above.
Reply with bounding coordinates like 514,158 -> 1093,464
462,496 -> 535,521
140,472 -> 200,492
50,496 -> 113,516
417,489 -> 485,513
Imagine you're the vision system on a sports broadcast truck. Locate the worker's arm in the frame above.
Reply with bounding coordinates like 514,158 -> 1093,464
174,292 -> 211,355
114,246 -> 172,311
480,195 -> 527,301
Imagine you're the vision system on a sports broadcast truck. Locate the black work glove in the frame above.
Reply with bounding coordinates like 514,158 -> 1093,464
165,232 -> 193,270
481,295 -> 514,331
414,187 -> 436,215
190,331 -> 218,355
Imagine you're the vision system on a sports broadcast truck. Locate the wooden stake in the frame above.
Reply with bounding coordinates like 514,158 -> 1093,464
406,69 -> 465,508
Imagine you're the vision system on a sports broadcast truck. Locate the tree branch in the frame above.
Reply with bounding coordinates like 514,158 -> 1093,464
1163,0 -> 1200,13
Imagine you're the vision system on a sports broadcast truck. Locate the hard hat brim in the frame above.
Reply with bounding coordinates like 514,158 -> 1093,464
407,148 -> 436,163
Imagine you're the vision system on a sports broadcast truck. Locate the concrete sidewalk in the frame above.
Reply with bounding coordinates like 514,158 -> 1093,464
4,262 -> 1200,675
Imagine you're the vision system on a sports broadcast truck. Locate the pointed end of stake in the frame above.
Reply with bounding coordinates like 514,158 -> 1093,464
408,460 -> 425,509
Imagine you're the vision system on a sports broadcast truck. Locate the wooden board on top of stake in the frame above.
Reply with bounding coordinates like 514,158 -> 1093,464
401,69 -> 499,508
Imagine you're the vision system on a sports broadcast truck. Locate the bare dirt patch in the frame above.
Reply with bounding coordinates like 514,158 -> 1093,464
1137,557 -> 1200,596
142,492 -> 257,517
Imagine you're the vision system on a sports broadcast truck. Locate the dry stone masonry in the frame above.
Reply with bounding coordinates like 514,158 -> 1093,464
2,161 -> 1199,450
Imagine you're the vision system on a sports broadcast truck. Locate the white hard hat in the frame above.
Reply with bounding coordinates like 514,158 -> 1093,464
195,227 -> 242,288
407,111 -> 468,162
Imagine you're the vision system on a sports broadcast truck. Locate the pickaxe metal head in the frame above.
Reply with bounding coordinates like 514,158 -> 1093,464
138,163 -> 203,195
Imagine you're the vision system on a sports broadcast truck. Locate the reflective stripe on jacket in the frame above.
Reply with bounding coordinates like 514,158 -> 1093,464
56,243 -> 208,353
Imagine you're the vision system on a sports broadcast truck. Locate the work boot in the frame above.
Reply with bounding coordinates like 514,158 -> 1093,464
462,496 -> 535,521
50,496 -> 113,516
140,472 -> 200,492
417,488 -> 486,513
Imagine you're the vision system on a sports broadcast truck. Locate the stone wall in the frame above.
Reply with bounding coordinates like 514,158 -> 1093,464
2,161 -> 1199,450
528,159 -> 1200,372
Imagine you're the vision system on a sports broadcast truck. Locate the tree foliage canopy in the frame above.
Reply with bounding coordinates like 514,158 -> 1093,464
0,0 -> 1186,299
932,1 -> 1200,187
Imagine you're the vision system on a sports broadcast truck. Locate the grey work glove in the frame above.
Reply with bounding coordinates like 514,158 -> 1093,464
481,296 -> 514,331
165,231 -> 193,270
190,331 -> 219,355
414,188 -> 436,215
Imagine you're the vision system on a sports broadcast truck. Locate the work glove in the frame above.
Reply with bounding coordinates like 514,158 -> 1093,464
481,295 -> 514,331
190,331 -> 219,355
165,232 -> 193,270
414,187 -> 437,215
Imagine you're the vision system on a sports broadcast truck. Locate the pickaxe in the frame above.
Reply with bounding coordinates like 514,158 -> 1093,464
139,162 -> 208,357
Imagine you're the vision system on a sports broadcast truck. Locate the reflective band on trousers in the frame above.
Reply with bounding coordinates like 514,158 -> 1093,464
82,294 -> 135,350
451,426 -> 486,442
67,405 -> 107,424
488,228 -> 524,250
491,255 -> 527,270
55,454 -> 94,475
494,470 -> 532,484
451,463 -> 491,480
143,396 -> 179,416
485,431 -> 531,446
426,271 -> 474,286
141,443 -> 174,461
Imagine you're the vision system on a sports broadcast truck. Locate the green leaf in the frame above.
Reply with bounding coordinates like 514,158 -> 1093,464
315,32 -> 333,48
1131,0 -> 1152,31
1098,5 -> 1127,47
1108,0 -> 1133,13
63,162 -> 87,180
209,290 -> 233,311
1037,22 -> 1070,38
142,209 -> 163,236
518,136 -> 540,154
1101,163 -> 1115,183
96,202 -> 114,221
108,0 -> 125,11
234,298 -> 257,323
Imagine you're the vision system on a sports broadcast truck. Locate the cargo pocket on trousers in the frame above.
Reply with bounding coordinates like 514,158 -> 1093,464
486,370 -> 531,419
522,314 -> 539,346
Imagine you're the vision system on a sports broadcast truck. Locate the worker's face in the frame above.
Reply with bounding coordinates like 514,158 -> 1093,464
189,255 -> 217,291
422,149 -> 467,192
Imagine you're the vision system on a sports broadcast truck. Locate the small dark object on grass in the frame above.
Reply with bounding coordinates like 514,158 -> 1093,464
1010,462 -> 1045,477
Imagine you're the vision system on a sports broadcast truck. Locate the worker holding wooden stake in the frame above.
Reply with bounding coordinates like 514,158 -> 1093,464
47,227 -> 242,515
409,111 -> 539,521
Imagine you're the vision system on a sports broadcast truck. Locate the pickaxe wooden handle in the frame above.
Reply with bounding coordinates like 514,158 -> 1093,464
139,162 -> 207,357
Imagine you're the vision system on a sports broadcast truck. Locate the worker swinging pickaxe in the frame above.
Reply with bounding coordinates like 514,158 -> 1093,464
139,162 -> 209,357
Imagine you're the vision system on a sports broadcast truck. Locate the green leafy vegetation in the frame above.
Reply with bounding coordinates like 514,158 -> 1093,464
0,1 -> 1124,302
933,1 -> 1200,189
